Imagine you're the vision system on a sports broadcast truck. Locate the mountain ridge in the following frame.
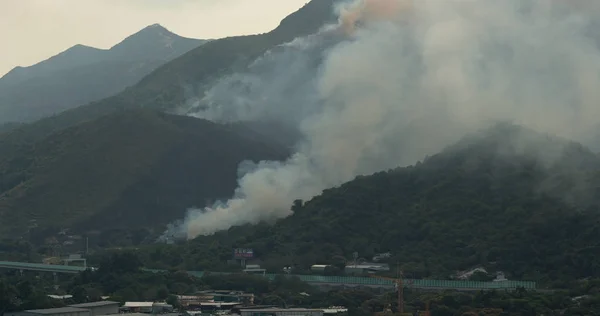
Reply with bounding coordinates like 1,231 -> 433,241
0,0 -> 338,140
0,23 -> 207,124
0,109 -> 289,244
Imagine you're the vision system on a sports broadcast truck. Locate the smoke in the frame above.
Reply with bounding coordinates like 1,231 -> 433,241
163,0 -> 600,240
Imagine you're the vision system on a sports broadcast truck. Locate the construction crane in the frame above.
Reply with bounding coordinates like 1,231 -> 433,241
370,272 -> 430,316
370,272 -> 413,314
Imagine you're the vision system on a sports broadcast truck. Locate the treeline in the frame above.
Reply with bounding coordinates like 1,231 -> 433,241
3,253 -> 600,315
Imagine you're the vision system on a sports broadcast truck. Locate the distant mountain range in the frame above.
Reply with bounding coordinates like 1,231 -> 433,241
0,24 -> 206,124
0,0 -> 337,243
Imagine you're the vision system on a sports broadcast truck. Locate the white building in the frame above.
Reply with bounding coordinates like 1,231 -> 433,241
240,308 -> 324,316
68,301 -> 119,316
6,307 -> 90,316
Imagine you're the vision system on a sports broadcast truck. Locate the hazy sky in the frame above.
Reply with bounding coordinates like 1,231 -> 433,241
0,0 -> 309,77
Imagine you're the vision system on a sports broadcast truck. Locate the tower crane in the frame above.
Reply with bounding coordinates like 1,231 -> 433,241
370,271 -> 430,316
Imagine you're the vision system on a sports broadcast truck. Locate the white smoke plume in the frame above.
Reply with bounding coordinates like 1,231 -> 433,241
165,0 -> 600,240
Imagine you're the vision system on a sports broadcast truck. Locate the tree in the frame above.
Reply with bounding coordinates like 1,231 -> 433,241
71,286 -> 88,303
166,295 -> 181,310
157,286 -> 169,300
99,252 -> 142,274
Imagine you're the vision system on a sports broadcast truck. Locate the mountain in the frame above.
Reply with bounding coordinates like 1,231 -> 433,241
143,124 -> 600,285
0,109 -> 288,244
0,0 -> 338,245
0,24 -> 206,124
0,0 -> 338,144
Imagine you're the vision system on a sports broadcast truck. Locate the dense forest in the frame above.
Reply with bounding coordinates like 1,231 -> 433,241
110,124 -> 600,288
0,109 -> 288,241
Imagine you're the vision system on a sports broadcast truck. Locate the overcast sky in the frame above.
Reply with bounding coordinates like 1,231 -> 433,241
0,0 -> 309,77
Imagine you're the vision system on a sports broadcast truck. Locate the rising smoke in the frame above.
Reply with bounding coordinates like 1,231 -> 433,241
163,0 -> 600,240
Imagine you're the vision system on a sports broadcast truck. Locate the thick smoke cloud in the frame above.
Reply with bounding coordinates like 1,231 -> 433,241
164,0 -> 600,240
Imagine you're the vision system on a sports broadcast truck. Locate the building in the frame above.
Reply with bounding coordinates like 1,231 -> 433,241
240,308 -> 324,316
68,301 -> 119,316
185,290 -> 255,305
6,307 -> 91,316
243,264 -> 266,275
120,302 -> 153,313
321,307 -> 348,314
310,265 -> 331,273
193,302 -> 242,313
344,262 -> 390,274
47,295 -> 73,300
119,302 -> 173,314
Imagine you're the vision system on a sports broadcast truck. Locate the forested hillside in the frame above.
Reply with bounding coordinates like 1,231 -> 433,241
0,110 -> 288,243
137,124 -> 600,285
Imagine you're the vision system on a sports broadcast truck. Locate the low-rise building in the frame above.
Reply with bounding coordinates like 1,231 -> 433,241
119,302 -> 173,314
240,308 -> 324,316
6,307 -> 91,316
310,265 -> 331,273
120,302 -> 153,313
185,290 -> 255,305
345,262 -> 390,274
244,264 -> 266,275
68,301 -> 119,316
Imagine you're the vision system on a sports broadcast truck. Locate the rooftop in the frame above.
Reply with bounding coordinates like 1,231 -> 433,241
26,307 -> 90,314
123,302 -> 154,308
69,300 -> 119,308
47,294 -> 73,299
240,308 -> 324,312
201,302 -> 242,306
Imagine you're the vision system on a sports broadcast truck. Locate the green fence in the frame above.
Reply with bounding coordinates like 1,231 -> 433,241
2,262 -> 536,290
197,271 -> 536,290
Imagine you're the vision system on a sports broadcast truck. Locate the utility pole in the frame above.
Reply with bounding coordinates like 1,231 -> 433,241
396,263 -> 404,314
398,276 -> 404,314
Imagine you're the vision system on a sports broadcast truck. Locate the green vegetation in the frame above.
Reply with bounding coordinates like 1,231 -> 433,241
4,251 -> 600,315
130,124 -> 600,288
0,0 -> 337,145
0,0 -> 337,244
0,109 -> 288,242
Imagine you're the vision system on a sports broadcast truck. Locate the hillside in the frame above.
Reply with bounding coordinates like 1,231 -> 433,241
0,109 -> 288,244
0,24 -> 205,124
142,124 -> 600,285
0,0 -> 338,144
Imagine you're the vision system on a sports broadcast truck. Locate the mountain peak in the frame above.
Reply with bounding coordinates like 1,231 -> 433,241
147,23 -> 166,29
107,23 -> 201,61
138,23 -> 171,34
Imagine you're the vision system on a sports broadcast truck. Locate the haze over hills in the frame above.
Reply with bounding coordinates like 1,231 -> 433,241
0,0 -> 338,142
145,124 -> 600,283
0,0 -> 337,244
1,0 -> 600,285
0,109 -> 288,243
0,24 -> 206,124
160,0 -> 600,240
